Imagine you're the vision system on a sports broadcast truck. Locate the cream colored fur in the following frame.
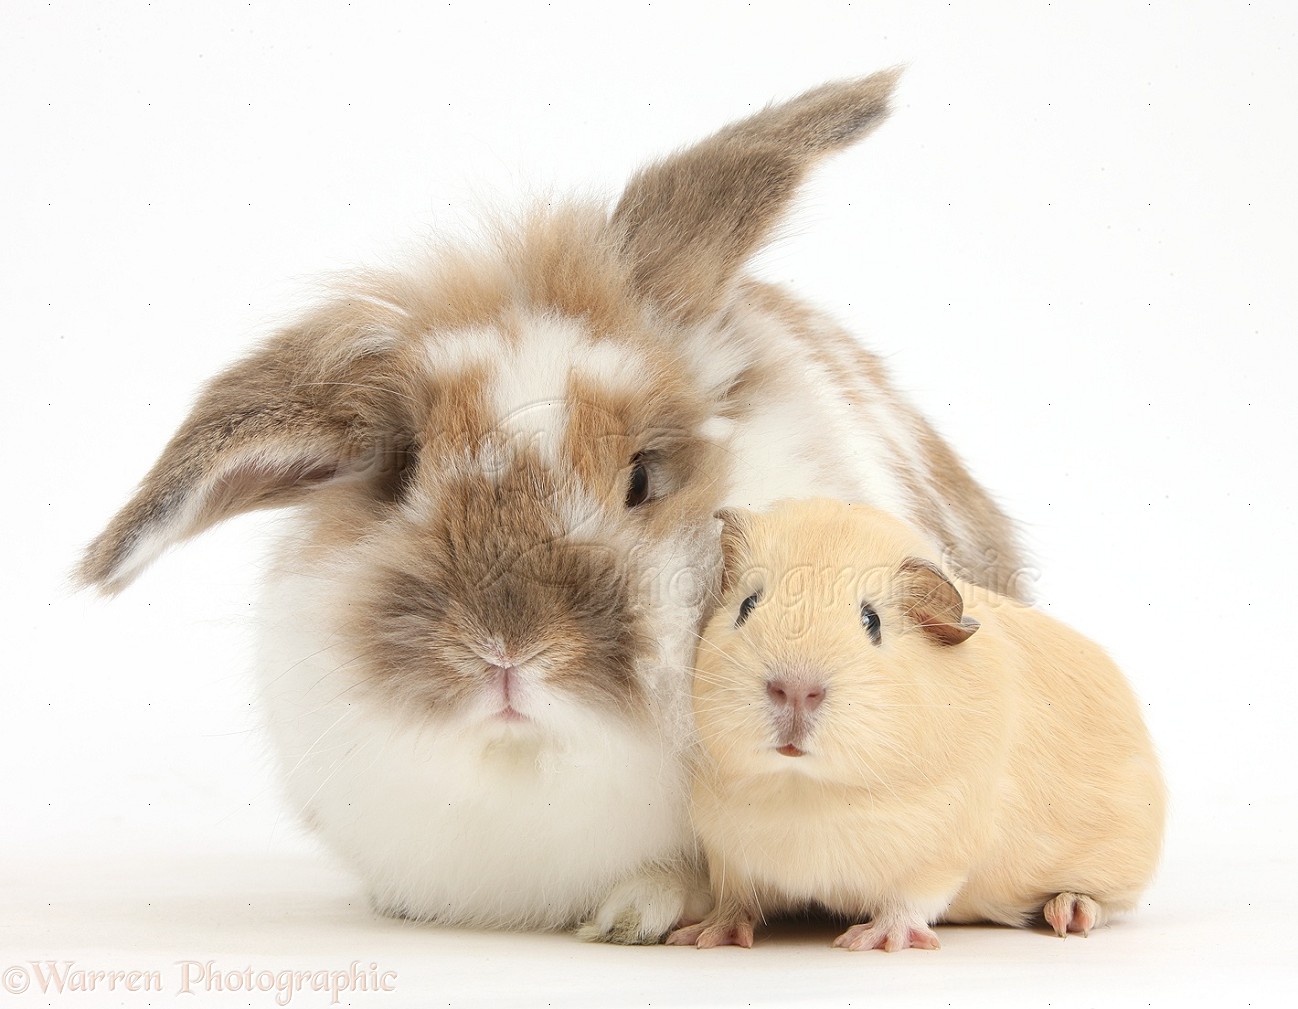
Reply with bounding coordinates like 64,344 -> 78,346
674,499 -> 1165,950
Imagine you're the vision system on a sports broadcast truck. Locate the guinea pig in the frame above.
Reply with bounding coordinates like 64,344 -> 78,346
669,498 -> 1165,950
76,71 -> 1027,943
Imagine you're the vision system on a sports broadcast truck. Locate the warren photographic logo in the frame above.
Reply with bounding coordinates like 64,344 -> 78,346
2,960 -> 397,1006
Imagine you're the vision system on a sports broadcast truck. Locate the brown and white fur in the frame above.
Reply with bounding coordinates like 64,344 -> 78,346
76,71 -> 1025,942
670,499 -> 1165,950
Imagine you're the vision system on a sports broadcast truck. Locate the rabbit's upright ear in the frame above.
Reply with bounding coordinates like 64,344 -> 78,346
77,306 -> 413,594
610,68 -> 902,325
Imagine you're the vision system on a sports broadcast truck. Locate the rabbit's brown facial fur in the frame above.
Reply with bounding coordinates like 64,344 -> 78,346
327,314 -> 726,728
353,449 -> 648,722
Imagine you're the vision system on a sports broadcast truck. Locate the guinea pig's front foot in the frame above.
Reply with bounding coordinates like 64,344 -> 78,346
665,895 -> 757,949
665,917 -> 755,949
1043,892 -> 1100,938
833,909 -> 941,952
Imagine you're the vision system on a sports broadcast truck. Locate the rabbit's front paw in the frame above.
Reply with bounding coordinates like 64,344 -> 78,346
577,864 -> 709,945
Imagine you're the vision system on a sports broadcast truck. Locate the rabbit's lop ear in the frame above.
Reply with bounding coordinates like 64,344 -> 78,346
896,557 -> 980,646
610,68 -> 902,325
77,307 -> 412,594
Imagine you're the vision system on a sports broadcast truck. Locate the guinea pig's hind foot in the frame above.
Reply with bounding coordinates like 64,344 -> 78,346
833,914 -> 940,952
1043,892 -> 1100,938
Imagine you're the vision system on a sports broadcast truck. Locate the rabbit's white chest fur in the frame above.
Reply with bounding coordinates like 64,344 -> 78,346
259,562 -> 697,930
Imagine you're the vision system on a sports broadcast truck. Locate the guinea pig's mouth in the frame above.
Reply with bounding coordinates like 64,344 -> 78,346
775,743 -> 806,758
495,704 -> 529,723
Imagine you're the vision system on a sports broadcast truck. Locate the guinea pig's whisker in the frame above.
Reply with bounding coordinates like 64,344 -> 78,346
749,880 -> 767,927
693,697 -> 762,724
693,716 -> 762,765
682,634 -> 730,655
695,706 -> 763,737
872,700 -> 992,714
687,674 -> 749,695
693,724 -> 762,753
853,733 -> 932,791
679,628 -> 736,657
854,754 -> 907,805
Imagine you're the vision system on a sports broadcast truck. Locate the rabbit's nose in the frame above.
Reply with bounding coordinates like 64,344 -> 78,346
478,640 -> 543,670
765,679 -> 826,714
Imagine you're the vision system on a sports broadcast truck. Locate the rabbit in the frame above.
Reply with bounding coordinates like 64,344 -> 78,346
75,69 -> 1027,943
668,498 -> 1165,950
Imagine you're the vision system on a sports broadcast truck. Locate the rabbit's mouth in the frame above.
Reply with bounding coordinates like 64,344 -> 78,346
484,660 -> 535,724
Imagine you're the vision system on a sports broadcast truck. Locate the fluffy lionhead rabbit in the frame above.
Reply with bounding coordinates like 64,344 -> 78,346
77,69 -> 1023,943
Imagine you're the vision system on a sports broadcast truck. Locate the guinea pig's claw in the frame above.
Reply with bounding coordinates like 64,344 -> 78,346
666,920 -> 754,948
665,923 -> 706,946
1043,892 -> 1099,938
833,919 -> 941,952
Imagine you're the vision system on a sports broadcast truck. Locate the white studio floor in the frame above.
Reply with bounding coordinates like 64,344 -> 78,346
1,800 -> 1286,1009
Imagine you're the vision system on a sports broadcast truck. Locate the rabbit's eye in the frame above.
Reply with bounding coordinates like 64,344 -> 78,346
736,591 -> 761,627
625,456 -> 650,508
861,603 -> 882,645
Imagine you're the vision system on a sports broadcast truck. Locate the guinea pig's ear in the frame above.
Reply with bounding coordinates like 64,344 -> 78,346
896,557 -> 980,646
610,69 -> 901,325
714,508 -> 756,595
76,304 -> 413,595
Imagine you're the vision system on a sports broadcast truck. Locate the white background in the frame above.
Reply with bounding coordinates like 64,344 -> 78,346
4,1 -> 1295,1006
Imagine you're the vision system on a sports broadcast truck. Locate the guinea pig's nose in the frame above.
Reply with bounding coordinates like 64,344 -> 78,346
765,679 -> 826,714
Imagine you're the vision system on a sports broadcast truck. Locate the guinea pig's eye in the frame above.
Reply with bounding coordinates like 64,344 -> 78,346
861,603 -> 882,645
736,591 -> 761,628
625,455 -> 650,508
